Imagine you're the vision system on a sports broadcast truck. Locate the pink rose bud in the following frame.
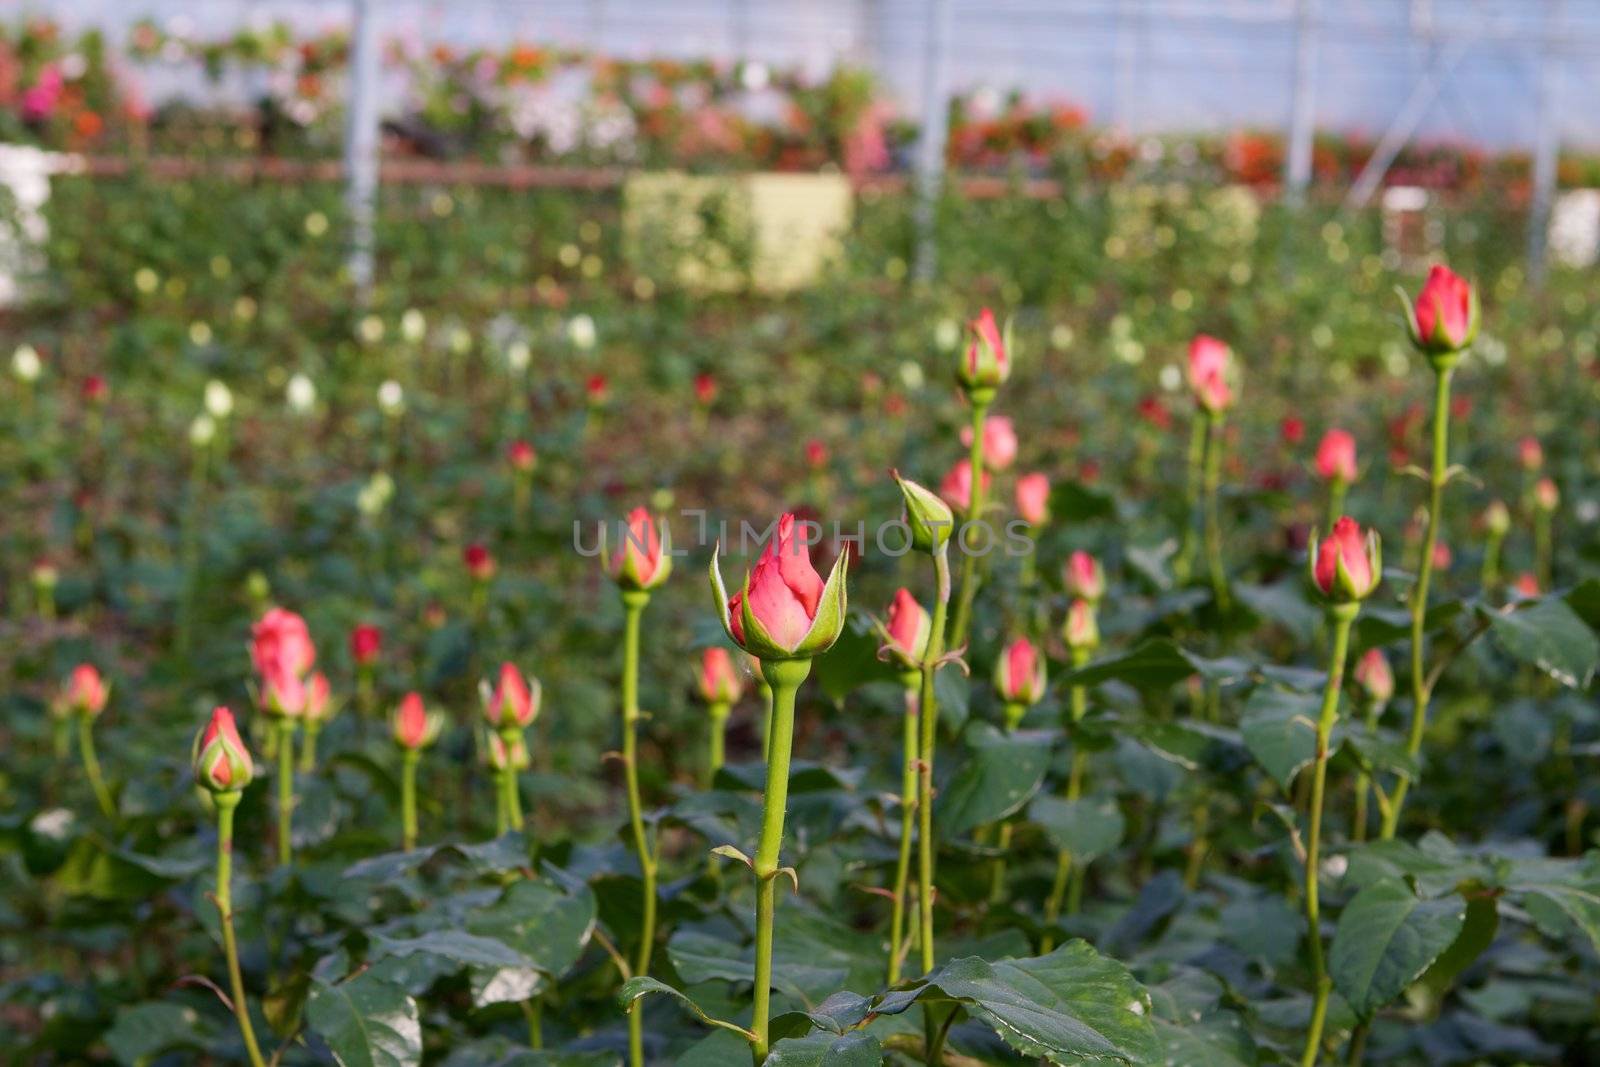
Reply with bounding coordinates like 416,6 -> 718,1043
1310,516 -> 1381,602
1280,417 -> 1305,446
65,663 -> 109,717
483,662 -> 540,728
304,672 -> 333,724
1016,472 -> 1050,526
585,373 -> 610,406
1534,477 -> 1560,513
804,439 -> 829,470
507,440 -> 537,473
1483,500 -> 1511,537
957,307 -> 1010,393
694,373 -> 717,406
1512,572 -> 1541,599
464,542 -> 496,582
609,507 -> 672,591
696,647 -> 744,706
82,375 -> 108,404
1433,542 -> 1452,571
392,691 -> 444,750
351,623 -> 382,667
193,706 -> 254,792
260,654 -> 308,718
1352,648 -> 1394,706
1063,597 -> 1100,652
1187,334 -> 1236,414
994,636 -> 1047,705
251,608 -> 316,678
1063,550 -> 1106,602
938,458 -> 991,514
715,512 -> 848,659
1517,436 -> 1543,472
487,729 -> 530,771
1314,429 -> 1358,484
1406,263 -> 1478,357
881,587 -> 932,670
959,415 -> 1019,472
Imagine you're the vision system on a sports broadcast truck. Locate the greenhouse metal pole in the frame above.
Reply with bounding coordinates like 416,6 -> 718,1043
1527,2 -> 1563,286
345,0 -> 382,296
1284,0 -> 1319,206
913,0 -> 954,281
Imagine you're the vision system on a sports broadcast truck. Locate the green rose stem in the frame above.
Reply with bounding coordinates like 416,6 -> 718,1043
274,720 -> 295,867
1327,478 -> 1348,533
1350,696 -> 1386,844
1534,505 -> 1553,590
400,749 -> 420,851
706,701 -> 730,785
986,701 -> 1027,903
214,790 -> 269,1067
887,678 -> 920,984
1300,601 -> 1358,1067
1381,364 -> 1454,840
493,755 -> 510,836
917,546 -> 953,976
1175,411 -> 1207,583
1481,525 -> 1505,595
948,393 -> 991,652
1202,410 -> 1230,613
501,727 -> 525,831
297,722 -> 321,774
1041,647 -> 1090,952
749,656 -> 810,1063
619,589 -> 657,1067
76,712 -> 116,820
758,679 -> 774,762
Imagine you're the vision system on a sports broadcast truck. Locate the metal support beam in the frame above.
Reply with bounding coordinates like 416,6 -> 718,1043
1528,2 -> 1564,286
343,0 -> 381,296
1342,38 -> 1467,212
913,0 -> 954,281
1284,0 -> 1319,205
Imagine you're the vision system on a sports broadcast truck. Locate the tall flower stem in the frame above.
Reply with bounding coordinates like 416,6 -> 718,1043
400,750 -> 420,851
1041,648 -> 1090,951
76,713 -> 116,820
917,548 -> 953,975
1202,411 -> 1230,613
275,720 -> 295,867
887,682 -> 919,984
1327,479 -> 1348,533
759,681 -> 774,763
297,724 -> 321,774
619,590 -> 656,1067
215,791 -> 268,1067
948,398 -> 990,653
1480,529 -> 1505,595
1382,366 -> 1454,839
1301,603 -> 1357,1067
500,727 -> 525,831
750,657 -> 810,1064
987,702 -> 1026,903
706,702 -> 730,785
1534,508 -> 1553,590
1175,413 -> 1207,583
1350,699 -> 1384,844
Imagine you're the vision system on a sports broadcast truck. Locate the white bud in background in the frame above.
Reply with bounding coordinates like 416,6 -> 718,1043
204,379 -> 234,418
566,313 -> 596,351
933,319 -> 959,352
12,344 -> 42,382
286,373 -> 317,414
377,379 -> 405,417
400,308 -> 426,344
189,413 -> 217,447
449,326 -> 473,356
506,340 -> 531,372
357,314 -> 384,344
357,471 -> 395,517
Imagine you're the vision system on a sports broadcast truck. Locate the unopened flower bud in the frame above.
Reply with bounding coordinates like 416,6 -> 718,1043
894,470 -> 955,555
1403,264 -> 1479,362
696,647 -> 743,706
994,636 -> 1047,705
392,692 -> 445,750
956,308 -> 1010,395
193,706 -> 254,792
1063,550 -> 1106,602
1352,648 -> 1394,706
879,588 -> 932,672
1483,499 -> 1511,537
482,663 -> 540,729
1063,598 -> 1099,652
1309,517 -> 1382,603
1534,477 -> 1560,514
608,508 -> 671,591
